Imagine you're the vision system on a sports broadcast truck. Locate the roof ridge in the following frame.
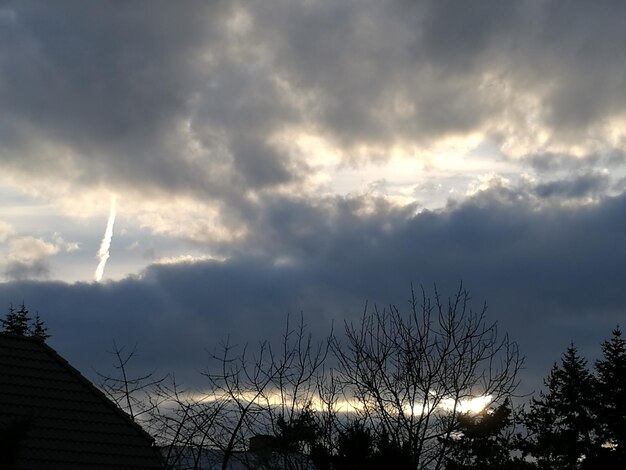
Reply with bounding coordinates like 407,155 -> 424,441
0,332 -> 157,445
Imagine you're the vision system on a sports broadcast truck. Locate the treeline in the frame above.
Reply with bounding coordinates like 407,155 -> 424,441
1,303 -> 49,339
520,331 -> 626,469
3,288 -> 625,469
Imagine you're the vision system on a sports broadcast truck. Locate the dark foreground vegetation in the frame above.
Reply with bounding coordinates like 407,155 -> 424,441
2,288 -> 625,470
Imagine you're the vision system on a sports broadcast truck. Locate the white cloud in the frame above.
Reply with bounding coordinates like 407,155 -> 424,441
2,236 -> 59,281
8,236 -> 59,262
0,221 -> 14,242
53,233 -> 80,252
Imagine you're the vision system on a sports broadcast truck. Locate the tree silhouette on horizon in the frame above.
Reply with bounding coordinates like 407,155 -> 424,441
1,303 -> 49,340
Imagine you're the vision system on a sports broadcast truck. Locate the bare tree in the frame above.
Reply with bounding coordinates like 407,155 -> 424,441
96,287 -> 521,470
146,377 -> 228,470
95,343 -> 221,470
314,367 -> 342,460
199,314 -> 330,470
333,285 -> 522,470
96,319 -> 331,470
96,342 -> 166,423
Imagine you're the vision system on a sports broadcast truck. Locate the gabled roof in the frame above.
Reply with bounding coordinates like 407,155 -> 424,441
0,333 -> 163,469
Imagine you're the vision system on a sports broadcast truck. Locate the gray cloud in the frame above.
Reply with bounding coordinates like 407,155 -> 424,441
525,150 -> 626,175
1,0 -> 626,395
2,236 -> 59,281
4,259 -> 50,281
0,0 -> 235,191
526,0 -> 626,132
525,152 -> 602,173
2,0 -> 626,208
2,191 -> 625,391
535,172 -> 610,199
247,0 -> 626,147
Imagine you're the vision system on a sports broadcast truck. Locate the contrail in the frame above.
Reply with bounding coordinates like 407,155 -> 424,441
95,195 -> 117,282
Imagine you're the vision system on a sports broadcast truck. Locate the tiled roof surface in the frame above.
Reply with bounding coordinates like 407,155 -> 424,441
0,333 -> 163,469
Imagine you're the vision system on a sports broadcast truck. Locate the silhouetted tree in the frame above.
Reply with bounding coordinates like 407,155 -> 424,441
333,285 -> 522,470
197,315 -> 330,470
31,313 -> 50,340
375,427 -> 413,469
96,342 -> 224,470
276,404 -> 319,453
445,401 -> 529,470
334,419 -> 377,470
273,404 -> 325,469
586,327 -> 626,468
96,342 -> 166,423
1,303 -> 49,339
331,419 -> 413,470
99,286 -> 521,470
522,344 -> 595,469
1,304 -> 30,335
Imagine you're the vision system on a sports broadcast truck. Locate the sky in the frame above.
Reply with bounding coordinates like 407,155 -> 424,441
1,0 -> 625,392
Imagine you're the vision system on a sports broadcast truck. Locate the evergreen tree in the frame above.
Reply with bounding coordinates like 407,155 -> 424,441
373,427 -> 412,469
588,327 -> 626,467
275,404 -> 320,454
522,344 -> 596,469
1,304 -> 49,340
1,304 -> 31,336
334,420 -> 377,470
31,313 -> 50,340
445,401 -> 529,470
328,420 -> 413,469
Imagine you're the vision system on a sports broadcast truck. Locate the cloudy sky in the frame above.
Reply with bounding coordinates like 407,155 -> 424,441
1,0 -> 625,391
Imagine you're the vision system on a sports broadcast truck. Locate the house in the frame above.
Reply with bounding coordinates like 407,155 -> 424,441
0,333 -> 163,469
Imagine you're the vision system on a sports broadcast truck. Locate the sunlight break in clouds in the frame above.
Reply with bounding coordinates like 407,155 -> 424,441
190,390 -> 492,416
94,195 -> 117,282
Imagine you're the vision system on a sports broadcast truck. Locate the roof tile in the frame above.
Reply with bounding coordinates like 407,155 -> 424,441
0,333 -> 163,469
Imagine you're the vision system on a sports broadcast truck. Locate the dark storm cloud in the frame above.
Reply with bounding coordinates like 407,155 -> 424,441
535,172 -> 609,199
248,0 -> 626,147
526,152 -> 602,173
249,0 -> 501,144
413,0 -> 517,65
0,0 -> 299,203
0,0 -> 229,188
2,192 -> 625,391
525,150 -> 626,174
525,0 -> 626,131
4,259 -> 50,281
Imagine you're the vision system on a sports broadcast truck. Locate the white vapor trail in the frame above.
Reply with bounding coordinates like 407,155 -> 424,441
94,195 -> 117,282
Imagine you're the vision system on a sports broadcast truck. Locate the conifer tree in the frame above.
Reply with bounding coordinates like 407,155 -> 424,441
1,304 -> 49,340
522,344 -> 596,469
589,327 -> 626,467
334,420 -> 377,470
275,404 -> 320,454
1,304 -> 31,336
31,313 -> 50,340
444,401 -> 530,470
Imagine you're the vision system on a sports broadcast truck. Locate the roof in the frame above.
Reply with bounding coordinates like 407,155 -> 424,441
0,333 -> 163,469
